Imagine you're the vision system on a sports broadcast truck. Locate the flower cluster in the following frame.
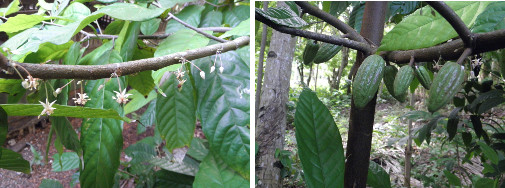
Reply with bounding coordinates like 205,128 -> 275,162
73,93 -> 91,105
112,88 -> 132,105
38,98 -> 56,119
22,75 -> 40,91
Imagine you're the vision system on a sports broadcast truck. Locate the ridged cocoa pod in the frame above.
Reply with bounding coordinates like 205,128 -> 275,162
427,62 -> 465,112
352,55 -> 385,109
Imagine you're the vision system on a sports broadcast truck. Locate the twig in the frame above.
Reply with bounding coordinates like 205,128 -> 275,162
255,1 -> 268,121
456,48 -> 472,65
256,12 -> 373,54
82,27 -> 231,40
0,36 -> 249,79
294,2 -> 367,43
168,13 -> 228,43
426,1 -> 473,48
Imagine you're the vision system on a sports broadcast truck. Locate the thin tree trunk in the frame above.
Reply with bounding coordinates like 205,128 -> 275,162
405,91 -> 415,187
256,3 -> 297,187
344,2 -> 388,188
336,47 -> 349,90
298,64 -> 305,86
255,1 -> 269,121
306,64 -> 313,87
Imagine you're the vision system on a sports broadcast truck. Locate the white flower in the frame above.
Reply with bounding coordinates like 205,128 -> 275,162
22,75 -> 40,90
200,71 -> 205,79
73,93 -> 91,105
219,66 -> 224,74
53,88 -> 62,97
210,66 -> 215,73
176,69 -> 185,79
112,88 -> 133,104
38,98 -> 56,119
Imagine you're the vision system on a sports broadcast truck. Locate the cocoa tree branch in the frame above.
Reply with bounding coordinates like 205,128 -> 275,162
426,1 -> 473,48
0,36 -> 249,80
294,1 -> 367,43
168,13 -> 228,43
84,27 -> 231,40
381,29 -> 505,64
256,12 -> 374,54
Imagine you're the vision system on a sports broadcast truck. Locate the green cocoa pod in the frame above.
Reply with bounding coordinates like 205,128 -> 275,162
393,65 -> 414,98
415,65 -> 433,90
313,42 -> 342,64
303,40 -> 320,65
427,62 -> 465,112
352,55 -> 385,109
383,65 -> 406,102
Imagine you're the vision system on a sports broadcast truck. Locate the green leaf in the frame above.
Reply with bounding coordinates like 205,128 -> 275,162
23,41 -> 73,63
223,5 -> 249,27
115,21 -> 141,61
124,142 -> 156,164
348,2 -> 365,33
0,79 -> 24,96
57,2 -> 91,25
128,71 -> 155,97
0,104 -> 128,121
443,170 -> 461,186
0,107 -> 7,158
158,0 -> 197,9
193,152 -> 248,188
478,141 -> 499,165
138,100 -> 156,134
472,2 -> 505,33
379,2 -> 490,51
156,73 -> 196,152
154,170 -> 194,188
155,29 -> 210,57
80,78 -> 124,188
193,52 -> 250,179
447,107 -> 462,141
78,41 -> 114,65
141,18 -> 161,35
0,0 -> 20,17
51,152 -> 79,172
50,117 -> 82,155
0,14 -> 50,33
220,18 -> 250,38
124,89 -> 156,115
255,7 -> 308,28
63,42 -> 81,65
0,148 -> 30,173
294,88 -> 345,187
417,115 -> 443,145
285,1 -> 300,16
96,3 -> 167,22
187,138 -> 208,162
473,177 -> 495,187
164,5 -> 205,34
39,179 -> 63,188
149,156 -> 200,176
367,162 -> 392,188
200,10 -> 223,28
152,65 -> 182,86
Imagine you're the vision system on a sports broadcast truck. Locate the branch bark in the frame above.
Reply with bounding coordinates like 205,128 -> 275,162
0,36 -> 249,80
426,1 -> 473,48
256,12 -> 374,54
294,1 -> 367,43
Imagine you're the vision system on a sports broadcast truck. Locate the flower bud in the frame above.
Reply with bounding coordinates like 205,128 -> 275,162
200,71 -> 205,79
210,66 -> 215,73
219,66 -> 224,74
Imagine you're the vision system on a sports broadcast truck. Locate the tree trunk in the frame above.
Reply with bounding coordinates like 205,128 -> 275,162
306,63 -> 313,87
405,91 -> 415,187
256,2 -> 297,187
255,1 -> 269,121
314,64 -> 319,91
344,2 -> 388,188
298,64 -> 305,86
336,47 -> 349,90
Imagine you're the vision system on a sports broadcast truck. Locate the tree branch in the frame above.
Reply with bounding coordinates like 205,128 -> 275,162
426,1 -> 473,48
85,27 -> 231,40
381,29 -> 505,64
256,12 -> 374,54
294,1 -> 367,43
0,36 -> 249,80
167,13 -> 228,43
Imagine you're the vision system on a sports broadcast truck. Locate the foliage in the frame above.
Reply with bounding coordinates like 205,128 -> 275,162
0,0 -> 250,187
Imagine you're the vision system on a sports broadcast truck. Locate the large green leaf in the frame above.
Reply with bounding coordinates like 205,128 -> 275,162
155,29 -> 210,57
0,104 -> 128,121
0,107 -> 7,158
123,89 -> 156,115
52,152 -> 79,172
141,18 -> 161,35
193,152 -> 248,188
192,51 -> 250,179
0,148 -> 30,173
57,2 -> 91,25
50,117 -> 82,155
0,14 -> 50,34
379,2 -> 490,51
78,41 -> 114,65
115,21 -> 141,61
367,161 -> 392,188
443,170 -> 462,186
220,18 -> 250,39
186,138 -> 208,162
138,100 -> 156,134
23,41 -> 73,63
40,179 -> 64,188
0,0 -> 20,17
294,88 -> 345,188
478,141 -> 499,165
472,2 -> 505,33
223,5 -> 249,27
165,5 -> 205,34
124,142 -> 156,165
149,156 -> 200,176
96,3 -> 167,22
154,170 -> 194,188
80,77 -> 124,188
255,7 -> 308,28
200,10 -> 223,28
348,2 -> 365,33
63,42 -> 82,65
128,71 -> 155,97
156,73 -> 196,152
158,0 -> 197,9
0,79 -> 24,96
